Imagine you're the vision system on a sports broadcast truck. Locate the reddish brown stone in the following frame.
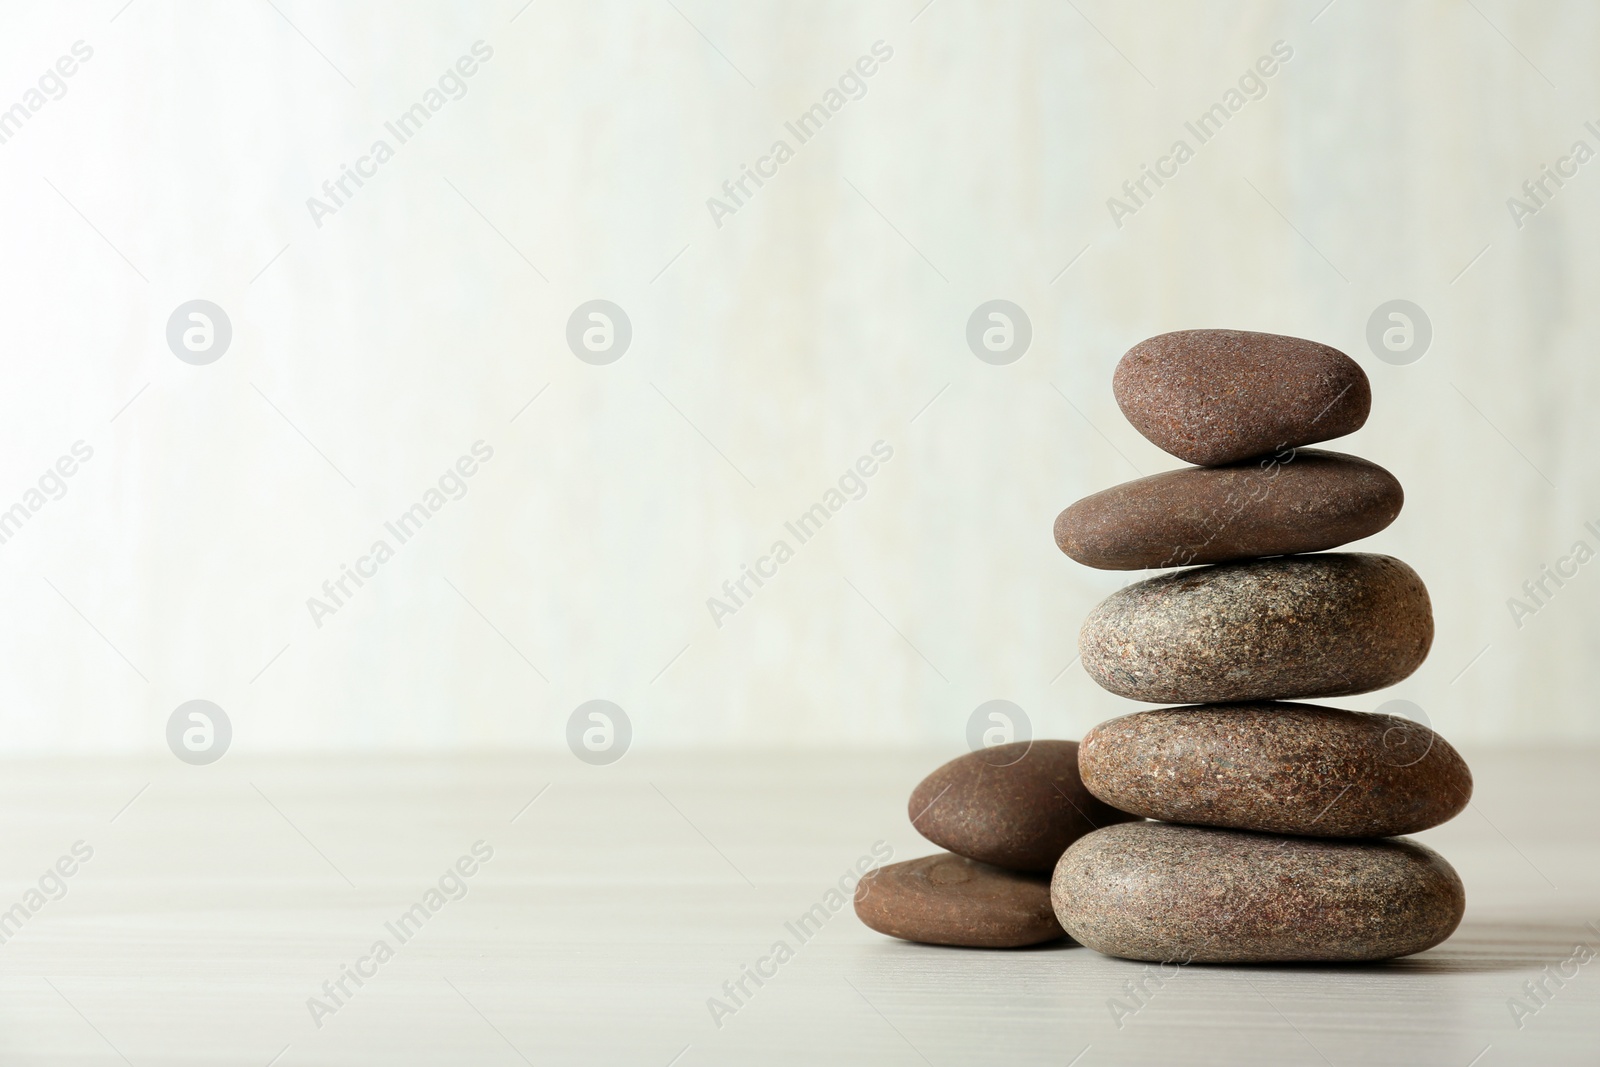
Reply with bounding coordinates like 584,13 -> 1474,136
1052,822 -> 1465,962
1079,553 -> 1433,703
854,853 -> 1066,948
909,741 -> 1138,872
1113,330 -> 1370,466
1079,703 -> 1472,837
1055,449 -> 1402,570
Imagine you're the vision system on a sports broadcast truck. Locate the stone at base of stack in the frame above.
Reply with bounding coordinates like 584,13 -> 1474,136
1052,823 -> 1465,963
1052,328 -> 1472,964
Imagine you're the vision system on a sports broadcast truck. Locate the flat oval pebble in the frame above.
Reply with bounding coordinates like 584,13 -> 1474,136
854,853 -> 1066,948
1114,330 -> 1370,466
1079,553 -> 1432,703
1079,703 -> 1471,837
1055,449 -> 1402,570
908,741 -> 1138,872
1052,822 -> 1464,963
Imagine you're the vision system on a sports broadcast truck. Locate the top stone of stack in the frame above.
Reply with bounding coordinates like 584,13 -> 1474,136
1114,329 -> 1370,466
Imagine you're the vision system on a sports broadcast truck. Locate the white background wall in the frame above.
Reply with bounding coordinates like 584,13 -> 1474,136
0,0 -> 1595,753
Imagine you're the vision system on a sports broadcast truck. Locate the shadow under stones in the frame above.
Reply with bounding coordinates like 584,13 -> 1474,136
1169,919 -> 1595,976
855,919 -> 1594,973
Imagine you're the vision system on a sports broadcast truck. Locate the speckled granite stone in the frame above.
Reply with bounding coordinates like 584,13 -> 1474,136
1052,822 -> 1464,962
1055,449 -> 1403,570
1079,703 -> 1471,837
854,853 -> 1067,948
1079,553 -> 1433,703
909,741 -> 1139,872
1113,330 -> 1370,466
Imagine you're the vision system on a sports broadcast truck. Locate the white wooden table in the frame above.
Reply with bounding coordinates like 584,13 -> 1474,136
0,746 -> 1593,1065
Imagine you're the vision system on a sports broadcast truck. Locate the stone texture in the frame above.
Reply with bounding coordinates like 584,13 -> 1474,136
1052,822 -> 1465,963
909,741 -> 1139,872
1055,449 -> 1403,570
854,853 -> 1067,948
1079,553 -> 1433,703
1113,330 -> 1370,466
1079,703 -> 1471,837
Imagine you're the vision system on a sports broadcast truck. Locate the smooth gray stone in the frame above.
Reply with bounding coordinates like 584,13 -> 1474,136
1051,822 -> 1465,963
1079,553 -> 1433,703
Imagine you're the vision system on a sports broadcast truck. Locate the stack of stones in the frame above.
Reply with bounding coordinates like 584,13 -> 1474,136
852,329 -> 1471,961
1052,329 -> 1471,963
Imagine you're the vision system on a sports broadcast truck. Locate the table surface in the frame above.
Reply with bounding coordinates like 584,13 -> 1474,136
0,746 -> 1594,1066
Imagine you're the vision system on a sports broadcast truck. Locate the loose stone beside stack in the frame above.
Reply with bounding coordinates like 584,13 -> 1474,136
854,853 -> 1065,949
908,741 -> 1136,872
854,741 -> 1132,948
1053,328 -> 1471,964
